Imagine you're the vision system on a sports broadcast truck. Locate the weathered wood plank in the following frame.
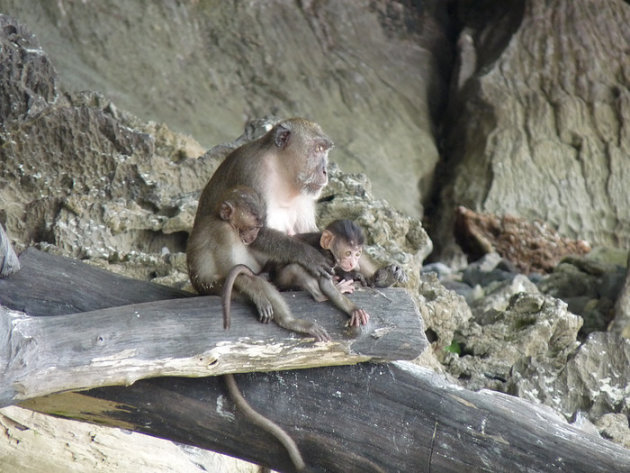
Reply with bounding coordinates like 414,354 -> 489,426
0,248 -> 189,315
23,361 -> 630,473
0,249 -> 425,406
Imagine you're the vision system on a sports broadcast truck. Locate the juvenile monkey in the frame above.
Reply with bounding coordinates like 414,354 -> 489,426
187,118 -> 335,340
195,186 -> 306,471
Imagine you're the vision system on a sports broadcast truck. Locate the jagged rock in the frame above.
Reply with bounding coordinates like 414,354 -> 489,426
538,254 -> 626,336
0,14 -> 57,124
511,332 -> 630,424
0,2 -> 453,216
415,272 -> 472,364
433,0 -> 630,258
447,276 -> 582,392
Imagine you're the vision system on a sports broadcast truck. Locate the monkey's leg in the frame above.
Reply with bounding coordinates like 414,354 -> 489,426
231,273 -> 275,324
224,374 -> 305,472
318,277 -> 370,327
259,277 -> 330,342
222,265 -> 274,329
275,263 -> 328,302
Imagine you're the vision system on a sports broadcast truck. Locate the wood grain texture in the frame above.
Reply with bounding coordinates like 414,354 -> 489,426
0,249 -> 425,406
0,248 -> 189,315
23,362 -> 630,473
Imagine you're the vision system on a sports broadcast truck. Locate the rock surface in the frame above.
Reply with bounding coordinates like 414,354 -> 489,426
433,0 -> 630,259
0,0 -> 453,217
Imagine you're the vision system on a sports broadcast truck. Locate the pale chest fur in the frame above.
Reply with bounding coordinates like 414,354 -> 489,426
265,193 -> 317,235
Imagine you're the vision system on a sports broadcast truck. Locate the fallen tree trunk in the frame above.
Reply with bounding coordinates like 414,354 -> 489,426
0,288 -> 423,406
3,248 -> 630,472
23,362 -> 630,473
0,249 -> 425,407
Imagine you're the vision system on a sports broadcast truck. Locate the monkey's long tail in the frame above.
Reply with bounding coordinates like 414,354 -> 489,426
222,264 -> 256,330
224,374 -> 306,471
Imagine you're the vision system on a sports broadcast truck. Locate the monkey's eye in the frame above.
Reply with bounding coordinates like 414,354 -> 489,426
345,251 -> 352,257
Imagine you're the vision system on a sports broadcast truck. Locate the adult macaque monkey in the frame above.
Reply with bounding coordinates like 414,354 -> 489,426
187,117 -> 334,340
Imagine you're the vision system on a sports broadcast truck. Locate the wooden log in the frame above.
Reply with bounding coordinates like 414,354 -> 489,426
0,248 -> 189,315
6,248 -> 630,472
0,248 -> 425,406
22,362 -> 630,473
0,287 -> 423,407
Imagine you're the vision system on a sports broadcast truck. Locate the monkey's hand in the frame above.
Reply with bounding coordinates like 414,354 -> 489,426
371,264 -> 408,288
348,308 -> 370,327
300,244 -> 335,279
336,269 -> 368,287
334,278 -> 355,294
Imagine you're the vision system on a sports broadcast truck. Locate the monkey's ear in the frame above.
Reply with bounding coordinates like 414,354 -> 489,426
219,201 -> 233,221
274,123 -> 291,149
320,229 -> 334,250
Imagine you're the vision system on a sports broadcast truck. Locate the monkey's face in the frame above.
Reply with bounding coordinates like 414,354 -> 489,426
333,242 -> 362,272
283,122 -> 332,197
235,210 -> 263,246
300,136 -> 333,196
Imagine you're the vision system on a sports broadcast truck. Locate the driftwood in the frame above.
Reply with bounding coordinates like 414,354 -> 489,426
2,248 -> 630,472
22,362 -> 630,473
0,249 -> 425,406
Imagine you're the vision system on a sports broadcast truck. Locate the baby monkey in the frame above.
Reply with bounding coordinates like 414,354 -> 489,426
316,220 -> 409,289
272,219 -> 408,327
271,220 -> 371,327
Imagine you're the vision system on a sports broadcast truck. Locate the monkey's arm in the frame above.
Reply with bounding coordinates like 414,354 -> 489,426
251,227 -> 333,278
318,277 -> 369,327
292,231 -> 323,248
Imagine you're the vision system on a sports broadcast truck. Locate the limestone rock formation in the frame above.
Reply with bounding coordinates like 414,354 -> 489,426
433,0 -> 630,259
445,275 -> 582,392
0,0 -> 453,217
